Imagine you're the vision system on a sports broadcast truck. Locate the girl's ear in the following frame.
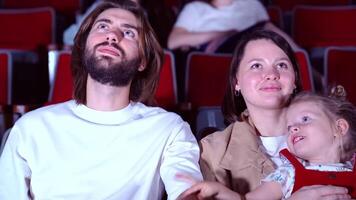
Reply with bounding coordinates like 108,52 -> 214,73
335,118 -> 349,137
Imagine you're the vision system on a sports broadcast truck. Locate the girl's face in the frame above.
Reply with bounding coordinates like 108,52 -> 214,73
235,39 -> 296,111
286,101 -> 341,163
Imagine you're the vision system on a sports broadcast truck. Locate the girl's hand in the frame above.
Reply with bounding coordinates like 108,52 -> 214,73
176,174 -> 241,200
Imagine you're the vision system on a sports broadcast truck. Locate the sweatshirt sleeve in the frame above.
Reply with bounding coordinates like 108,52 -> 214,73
0,126 -> 32,199
159,119 -> 203,200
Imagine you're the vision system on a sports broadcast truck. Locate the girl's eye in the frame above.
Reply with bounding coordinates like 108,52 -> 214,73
301,116 -> 311,123
123,30 -> 135,38
251,63 -> 262,69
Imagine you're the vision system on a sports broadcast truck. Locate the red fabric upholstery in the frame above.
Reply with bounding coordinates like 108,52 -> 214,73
0,7 -> 55,50
325,47 -> 356,105
273,0 -> 350,12
295,50 -> 314,91
267,6 -> 284,28
2,0 -> 80,17
155,51 -> 178,109
48,51 -> 73,105
0,52 -> 10,105
292,6 -> 356,49
185,52 -> 231,108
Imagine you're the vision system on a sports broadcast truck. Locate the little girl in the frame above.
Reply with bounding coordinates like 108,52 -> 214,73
178,86 -> 356,200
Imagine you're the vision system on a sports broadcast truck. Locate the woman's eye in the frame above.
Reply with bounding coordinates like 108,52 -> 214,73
251,63 -> 262,69
277,62 -> 288,69
123,30 -> 135,38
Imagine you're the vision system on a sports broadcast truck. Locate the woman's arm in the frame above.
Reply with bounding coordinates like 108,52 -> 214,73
288,185 -> 351,200
167,27 -> 229,50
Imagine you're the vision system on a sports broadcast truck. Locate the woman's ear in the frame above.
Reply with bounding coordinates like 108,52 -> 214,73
234,80 -> 240,92
335,118 -> 349,137
235,85 -> 239,92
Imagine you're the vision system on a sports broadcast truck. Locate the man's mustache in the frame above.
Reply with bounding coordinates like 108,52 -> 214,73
94,41 -> 125,57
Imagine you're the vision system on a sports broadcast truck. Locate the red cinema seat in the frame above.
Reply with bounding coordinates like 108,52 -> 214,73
292,5 -> 356,50
185,52 -> 232,108
325,47 -> 356,105
155,51 -> 178,110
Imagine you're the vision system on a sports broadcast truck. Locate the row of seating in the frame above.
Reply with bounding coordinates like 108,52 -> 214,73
1,5 -> 356,51
0,48 -> 318,130
1,47 -> 355,135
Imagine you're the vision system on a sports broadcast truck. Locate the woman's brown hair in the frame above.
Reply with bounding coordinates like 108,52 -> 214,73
71,0 -> 163,105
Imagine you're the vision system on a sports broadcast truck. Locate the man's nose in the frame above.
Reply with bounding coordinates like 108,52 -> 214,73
106,30 -> 123,43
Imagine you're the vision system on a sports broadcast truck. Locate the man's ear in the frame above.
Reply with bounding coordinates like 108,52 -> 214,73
335,118 -> 349,136
138,64 -> 145,71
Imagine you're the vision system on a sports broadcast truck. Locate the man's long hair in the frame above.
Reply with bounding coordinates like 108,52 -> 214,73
71,0 -> 163,105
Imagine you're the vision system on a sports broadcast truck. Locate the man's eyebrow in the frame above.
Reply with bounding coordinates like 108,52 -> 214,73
93,18 -> 139,32
121,23 -> 139,32
93,18 -> 112,26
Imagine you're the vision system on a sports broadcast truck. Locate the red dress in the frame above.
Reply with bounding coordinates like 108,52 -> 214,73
280,149 -> 356,198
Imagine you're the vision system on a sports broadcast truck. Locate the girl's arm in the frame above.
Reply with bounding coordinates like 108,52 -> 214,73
245,182 -> 283,200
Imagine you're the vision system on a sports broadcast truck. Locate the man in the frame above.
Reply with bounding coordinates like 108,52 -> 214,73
0,0 -> 202,199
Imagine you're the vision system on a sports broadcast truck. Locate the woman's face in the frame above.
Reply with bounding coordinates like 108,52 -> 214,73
235,39 -> 296,111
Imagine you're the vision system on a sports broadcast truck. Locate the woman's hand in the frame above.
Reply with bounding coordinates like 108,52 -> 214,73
288,185 -> 351,200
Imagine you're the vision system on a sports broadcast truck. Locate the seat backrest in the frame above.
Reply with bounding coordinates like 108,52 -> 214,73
292,5 -> 356,49
294,50 -> 314,91
267,6 -> 284,29
325,47 -> 356,105
0,7 -> 55,50
185,52 -> 232,108
0,52 -> 12,105
48,50 -> 73,105
155,51 -> 178,109
273,0 -> 351,12
2,0 -> 80,17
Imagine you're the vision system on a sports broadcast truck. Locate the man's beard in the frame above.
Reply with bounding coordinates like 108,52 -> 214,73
83,42 -> 141,87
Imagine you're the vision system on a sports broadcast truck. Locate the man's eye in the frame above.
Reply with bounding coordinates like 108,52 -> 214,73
124,30 -> 135,38
301,116 -> 310,123
97,24 -> 108,30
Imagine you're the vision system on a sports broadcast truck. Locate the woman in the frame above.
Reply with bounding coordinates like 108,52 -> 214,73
180,30 -> 350,199
167,0 -> 298,52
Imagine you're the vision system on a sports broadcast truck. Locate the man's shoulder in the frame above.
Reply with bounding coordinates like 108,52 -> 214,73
17,101 -> 73,123
132,102 -> 182,120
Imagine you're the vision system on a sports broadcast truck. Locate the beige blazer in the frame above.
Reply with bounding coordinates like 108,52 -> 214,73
199,119 -> 275,195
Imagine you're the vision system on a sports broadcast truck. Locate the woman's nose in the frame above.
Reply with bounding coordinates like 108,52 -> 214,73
264,68 -> 280,80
